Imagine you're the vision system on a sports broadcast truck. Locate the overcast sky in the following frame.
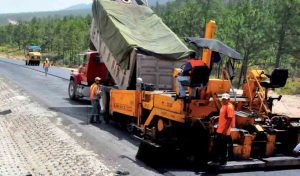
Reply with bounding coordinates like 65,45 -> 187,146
0,0 -> 93,14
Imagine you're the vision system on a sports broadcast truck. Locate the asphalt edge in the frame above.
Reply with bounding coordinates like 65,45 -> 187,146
0,58 -> 69,81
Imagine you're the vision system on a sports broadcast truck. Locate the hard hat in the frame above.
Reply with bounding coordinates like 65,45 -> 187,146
221,93 -> 230,100
46,58 -> 49,61
95,77 -> 101,81
136,77 -> 143,84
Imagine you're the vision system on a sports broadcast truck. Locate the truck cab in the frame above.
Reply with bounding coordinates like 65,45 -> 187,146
24,45 -> 41,66
68,51 -> 114,100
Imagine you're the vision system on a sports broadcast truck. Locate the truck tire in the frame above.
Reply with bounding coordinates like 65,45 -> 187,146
68,80 -> 78,100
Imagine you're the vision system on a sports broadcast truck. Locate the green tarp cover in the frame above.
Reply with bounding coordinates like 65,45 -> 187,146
92,0 -> 193,69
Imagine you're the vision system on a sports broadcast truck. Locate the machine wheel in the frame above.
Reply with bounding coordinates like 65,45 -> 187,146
136,142 -> 156,161
68,80 -> 78,100
182,120 -> 210,165
126,119 -> 135,133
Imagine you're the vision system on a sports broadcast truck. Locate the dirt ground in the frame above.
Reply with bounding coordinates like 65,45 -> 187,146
0,53 -> 25,60
272,93 -> 300,117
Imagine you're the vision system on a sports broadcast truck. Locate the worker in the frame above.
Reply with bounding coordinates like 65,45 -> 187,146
90,77 -> 102,124
293,143 -> 300,155
176,54 -> 206,98
212,93 -> 235,165
43,58 -> 50,76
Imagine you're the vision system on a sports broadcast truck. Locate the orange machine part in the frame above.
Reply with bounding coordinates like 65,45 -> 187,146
233,144 -> 243,159
267,134 -> 276,143
265,142 -> 275,157
236,115 -> 255,129
243,134 -> 253,146
231,129 -> 241,142
241,145 -> 251,160
202,20 -> 216,68
110,90 -> 141,117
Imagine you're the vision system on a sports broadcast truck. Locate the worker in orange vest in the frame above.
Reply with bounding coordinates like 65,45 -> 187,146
90,77 -> 102,124
43,58 -> 50,76
212,93 -> 235,165
176,54 -> 206,98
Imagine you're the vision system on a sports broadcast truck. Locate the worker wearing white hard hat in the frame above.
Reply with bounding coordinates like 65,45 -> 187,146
43,58 -> 50,76
211,93 -> 235,165
221,93 -> 230,100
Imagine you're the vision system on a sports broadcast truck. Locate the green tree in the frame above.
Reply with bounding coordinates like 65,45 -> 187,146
271,0 -> 300,68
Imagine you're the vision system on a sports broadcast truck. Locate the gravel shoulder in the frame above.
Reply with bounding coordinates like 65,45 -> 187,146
0,77 -> 112,176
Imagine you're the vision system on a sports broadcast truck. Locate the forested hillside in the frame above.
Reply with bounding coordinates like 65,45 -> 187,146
0,0 -> 299,91
0,1 -> 174,25
0,9 -> 91,26
155,0 -> 299,83
0,15 -> 92,65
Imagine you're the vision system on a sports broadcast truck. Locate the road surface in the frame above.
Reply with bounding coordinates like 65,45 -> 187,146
0,57 -> 299,176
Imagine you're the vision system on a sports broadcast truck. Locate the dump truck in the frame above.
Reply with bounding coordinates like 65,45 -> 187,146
24,45 -> 42,66
69,0 -> 191,100
68,51 -> 115,100
69,0 -> 300,167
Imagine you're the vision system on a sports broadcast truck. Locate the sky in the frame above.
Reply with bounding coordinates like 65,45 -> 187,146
0,0 -> 93,14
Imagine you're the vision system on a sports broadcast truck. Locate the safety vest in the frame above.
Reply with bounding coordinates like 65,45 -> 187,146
44,61 -> 49,68
90,83 -> 97,100
189,59 -> 205,68
188,59 -> 206,74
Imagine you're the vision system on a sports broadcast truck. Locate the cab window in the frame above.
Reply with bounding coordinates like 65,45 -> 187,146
93,54 -> 101,64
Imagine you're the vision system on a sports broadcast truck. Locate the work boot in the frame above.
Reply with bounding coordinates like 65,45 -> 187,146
207,161 -> 220,167
89,117 -> 96,124
96,120 -> 102,124
219,160 -> 227,165
96,116 -> 101,124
